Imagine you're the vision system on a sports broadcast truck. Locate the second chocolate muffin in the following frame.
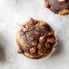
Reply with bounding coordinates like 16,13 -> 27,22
45,0 -> 69,15
16,18 -> 56,59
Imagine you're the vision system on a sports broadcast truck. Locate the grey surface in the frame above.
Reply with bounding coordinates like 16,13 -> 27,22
0,0 -> 69,69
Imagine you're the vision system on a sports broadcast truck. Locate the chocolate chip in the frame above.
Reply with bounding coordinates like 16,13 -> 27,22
29,36 -> 34,41
32,41 -> 37,46
17,49 -> 22,54
24,47 -> 29,53
35,26 -> 40,32
39,36 -> 46,43
20,30 -> 25,35
23,28 -> 27,32
37,44 -> 46,54
30,47 -> 36,54
37,44 -> 42,49
22,35 -> 27,41
34,31 -> 39,35
22,24 -> 29,32
50,6 -> 58,13
40,21 -> 46,26
45,43 -> 51,49
38,46 -> 46,55
57,0 -> 67,5
57,0 -> 66,3
47,38 -> 56,44
30,18 -> 38,25
48,32 -> 54,36
45,1 -> 50,8
25,25 -> 29,29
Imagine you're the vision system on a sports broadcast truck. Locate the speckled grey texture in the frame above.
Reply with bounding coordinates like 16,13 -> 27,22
0,0 -> 69,69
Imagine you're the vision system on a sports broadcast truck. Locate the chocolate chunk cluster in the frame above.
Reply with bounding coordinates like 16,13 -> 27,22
17,18 -> 56,59
45,0 -> 69,15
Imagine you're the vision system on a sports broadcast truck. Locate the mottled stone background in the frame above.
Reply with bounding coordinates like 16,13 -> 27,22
0,0 -> 69,69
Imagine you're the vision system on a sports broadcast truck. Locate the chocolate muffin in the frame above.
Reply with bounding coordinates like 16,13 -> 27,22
45,0 -> 69,15
16,18 -> 56,59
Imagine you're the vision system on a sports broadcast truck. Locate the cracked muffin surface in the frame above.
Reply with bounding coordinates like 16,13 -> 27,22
16,18 -> 56,59
45,0 -> 69,15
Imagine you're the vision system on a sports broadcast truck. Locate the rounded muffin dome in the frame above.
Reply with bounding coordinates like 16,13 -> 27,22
16,18 -> 57,59
45,0 -> 69,15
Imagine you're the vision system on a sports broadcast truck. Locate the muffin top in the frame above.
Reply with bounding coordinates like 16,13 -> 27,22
18,18 -> 56,58
45,0 -> 69,13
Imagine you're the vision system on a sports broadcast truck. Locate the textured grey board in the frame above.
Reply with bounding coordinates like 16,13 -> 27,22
0,0 -> 69,69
